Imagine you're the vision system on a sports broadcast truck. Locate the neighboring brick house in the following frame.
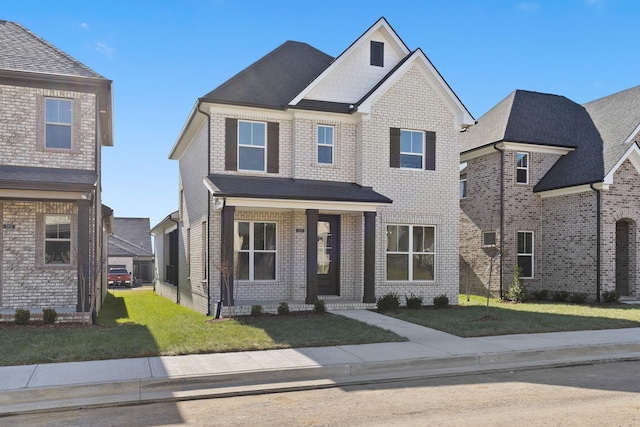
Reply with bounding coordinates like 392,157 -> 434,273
0,21 -> 113,321
108,217 -> 154,284
460,86 -> 640,301
161,17 -> 474,314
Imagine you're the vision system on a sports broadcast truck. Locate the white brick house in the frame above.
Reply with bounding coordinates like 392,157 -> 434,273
460,86 -> 640,301
159,18 -> 474,314
0,21 -> 113,321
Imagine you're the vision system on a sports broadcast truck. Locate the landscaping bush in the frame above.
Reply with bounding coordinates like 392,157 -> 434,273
277,301 -> 290,315
531,289 -> 549,302
433,294 -> 449,309
313,299 -> 326,314
377,292 -> 400,312
250,305 -> 262,316
43,308 -> 58,324
506,266 -> 528,302
14,309 -> 30,325
568,293 -> 587,304
551,291 -> 570,303
405,293 -> 423,309
602,290 -> 620,303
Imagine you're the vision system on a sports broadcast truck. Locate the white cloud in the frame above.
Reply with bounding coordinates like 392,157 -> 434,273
80,22 -> 89,30
96,42 -> 116,59
518,2 -> 539,12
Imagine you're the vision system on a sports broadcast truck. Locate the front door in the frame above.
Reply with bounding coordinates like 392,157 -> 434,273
317,215 -> 340,295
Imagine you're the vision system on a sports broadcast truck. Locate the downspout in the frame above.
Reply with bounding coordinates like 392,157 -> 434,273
493,142 -> 505,298
197,101 -> 213,315
591,183 -> 601,302
169,215 -> 180,304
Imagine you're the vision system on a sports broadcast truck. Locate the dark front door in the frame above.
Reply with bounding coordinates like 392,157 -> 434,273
317,215 -> 340,295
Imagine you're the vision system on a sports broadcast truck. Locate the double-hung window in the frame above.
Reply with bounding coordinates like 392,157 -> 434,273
234,221 -> 276,280
460,173 -> 467,198
482,231 -> 496,247
238,121 -> 266,171
517,231 -> 534,278
45,98 -> 72,149
317,125 -> 334,165
400,130 -> 424,169
386,225 -> 435,281
516,152 -> 529,184
45,215 -> 72,265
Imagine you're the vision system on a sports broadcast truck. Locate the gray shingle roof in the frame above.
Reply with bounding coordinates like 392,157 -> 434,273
461,89 -> 607,192
208,174 -> 392,204
109,218 -> 153,257
0,165 -> 96,191
200,41 -> 334,110
0,20 -> 103,78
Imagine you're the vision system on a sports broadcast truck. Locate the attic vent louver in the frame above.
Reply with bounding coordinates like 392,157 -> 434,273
370,41 -> 384,67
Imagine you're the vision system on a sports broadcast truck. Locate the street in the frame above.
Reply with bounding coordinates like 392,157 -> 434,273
8,360 -> 640,426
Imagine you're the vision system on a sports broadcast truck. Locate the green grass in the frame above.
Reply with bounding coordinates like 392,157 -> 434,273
0,290 -> 405,367
384,294 -> 640,337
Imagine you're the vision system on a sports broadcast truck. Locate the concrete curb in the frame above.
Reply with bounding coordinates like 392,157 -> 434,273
2,342 -> 640,416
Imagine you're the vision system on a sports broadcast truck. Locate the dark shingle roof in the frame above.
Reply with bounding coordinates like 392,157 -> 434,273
208,174 -> 392,204
0,165 -> 96,191
0,20 -> 103,78
109,218 -> 153,257
461,90 -> 606,192
200,41 -> 334,110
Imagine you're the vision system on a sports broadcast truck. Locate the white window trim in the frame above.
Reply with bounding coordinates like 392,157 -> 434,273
386,224 -> 436,282
237,120 -> 267,173
317,124 -> 334,165
400,129 -> 424,170
516,152 -> 529,184
460,173 -> 467,199
44,97 -> 73,150
44,214 -> 73,266
235,221 -> 277,281
517,230 -> 534,279
482,231 -> 496,247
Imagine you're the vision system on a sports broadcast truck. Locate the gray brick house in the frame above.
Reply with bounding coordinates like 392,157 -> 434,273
159,17 -> 474,314
460,86 -> 640,301
0,21 -> 113,321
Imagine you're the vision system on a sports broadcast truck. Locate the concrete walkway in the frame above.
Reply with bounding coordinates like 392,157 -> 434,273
2,310 -> 640,415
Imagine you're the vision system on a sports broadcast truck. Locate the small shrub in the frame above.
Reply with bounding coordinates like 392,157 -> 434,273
250,305 -> 262,316
377,292 -> 400,312
568,293 -> 587,304
405,293 -> 423,309
433,294 -> 449,309
14,309 -> 30,325
506,266 -> 528,302
43,308 -> 58,324
277,301 -> 290,315
313,299 -> 326,314
551,291 -> 570,303
602,290 -> 620,303
531,290 -> 549,302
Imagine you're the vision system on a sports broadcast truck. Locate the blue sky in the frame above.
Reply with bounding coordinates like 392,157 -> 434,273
4,0 -> 639,227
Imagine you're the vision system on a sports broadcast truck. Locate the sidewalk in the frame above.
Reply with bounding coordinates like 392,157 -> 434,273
2,310 -> 640,415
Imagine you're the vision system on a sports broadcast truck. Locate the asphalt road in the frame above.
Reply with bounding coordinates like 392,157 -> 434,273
8,360 -> 640,426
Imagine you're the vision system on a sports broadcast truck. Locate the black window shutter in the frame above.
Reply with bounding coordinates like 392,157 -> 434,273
390,127 -> 400,168
425,131 -> 436,170
370,41 -> 384,67
267,122 -> 279,174
225,118 -> 237,171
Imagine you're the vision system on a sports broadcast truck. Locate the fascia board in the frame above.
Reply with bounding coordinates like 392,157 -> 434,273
501,141 -> 575,155
168,102 -> 206,160
0,189 -> 87,200
624,123 -> 640,144
225,197 -> 384,212
604,143 -> 640,185
289,18 -> 410,106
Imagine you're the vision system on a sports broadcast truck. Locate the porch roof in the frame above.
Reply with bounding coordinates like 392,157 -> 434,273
205,174 -> 392,211
0,165 -> 96,192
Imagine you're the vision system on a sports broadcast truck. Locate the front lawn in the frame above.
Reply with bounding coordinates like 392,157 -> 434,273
0,289 -> 405,367
383,295 -> 640,337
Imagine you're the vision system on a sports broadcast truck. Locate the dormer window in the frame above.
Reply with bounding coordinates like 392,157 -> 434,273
370,41 -> 384,67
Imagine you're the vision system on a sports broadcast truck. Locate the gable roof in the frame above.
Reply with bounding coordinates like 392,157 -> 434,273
108,218 -> 153,257
200,41 -> 334,110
